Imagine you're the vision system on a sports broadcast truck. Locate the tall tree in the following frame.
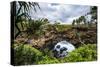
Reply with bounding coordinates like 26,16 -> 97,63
72,20 -> 75,26
76,19 -> 80,27
81,16 -> 86,25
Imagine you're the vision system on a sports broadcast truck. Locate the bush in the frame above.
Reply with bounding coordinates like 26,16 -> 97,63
13,44 -> 43,65
26,19 -> 48,37
38,44 -> 97,64
37,48 -> 59,64
60,44 -> 97,62
13,44 -> 97,65
37,55 -> 59,64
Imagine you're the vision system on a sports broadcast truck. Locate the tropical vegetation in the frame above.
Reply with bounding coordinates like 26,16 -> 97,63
11,1 -> 97,65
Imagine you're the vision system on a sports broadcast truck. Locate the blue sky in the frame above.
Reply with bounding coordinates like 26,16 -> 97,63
30,2 -> 91,24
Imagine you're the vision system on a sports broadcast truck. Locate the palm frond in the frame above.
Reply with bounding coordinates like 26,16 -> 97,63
12,1 -> 41,39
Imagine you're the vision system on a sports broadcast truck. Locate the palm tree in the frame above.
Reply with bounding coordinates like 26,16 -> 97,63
75,19 -> 80,27
78,17 -> 81,26
72,20 -> 75,26
11,1 -> 40,39
81,16 -> 87,26
80,16 -> 86,25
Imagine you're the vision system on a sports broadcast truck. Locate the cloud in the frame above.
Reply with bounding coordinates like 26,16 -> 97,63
30,2 -> 91,24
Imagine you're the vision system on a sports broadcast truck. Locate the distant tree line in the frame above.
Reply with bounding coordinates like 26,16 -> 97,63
72,6 -> 97,27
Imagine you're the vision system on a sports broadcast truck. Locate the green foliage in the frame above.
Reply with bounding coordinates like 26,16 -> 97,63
90,6 -> 97,20
26,19 -> 49,37
44,24 -> 72,32
72,20 -> 75,26
12,1 -> 40,38
62,44 -> 97,62
13,44 -> 97,65
55,24 -> 72,32
37,44 -> 97,64
14,44 -> 43,65
37,55 -> 59,64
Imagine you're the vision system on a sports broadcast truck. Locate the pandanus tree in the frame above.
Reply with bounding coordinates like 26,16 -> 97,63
78,17 -> 81,26
79,16 -> 83,24
79,16 -> 86,25
75,19 -> 80,27
81,16 -> 86,24
11,1 -> 40,39
27,18 -> 49,37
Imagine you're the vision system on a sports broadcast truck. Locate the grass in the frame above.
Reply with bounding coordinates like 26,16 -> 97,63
55,24 -> 72,32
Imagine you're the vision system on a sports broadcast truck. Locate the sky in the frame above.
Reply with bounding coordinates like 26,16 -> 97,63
30,2 -> 91,24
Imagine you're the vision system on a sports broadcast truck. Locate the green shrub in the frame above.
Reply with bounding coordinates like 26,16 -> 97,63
26,19 -> 48,37
13,44 -> 43,65
37,44 -> 97,64
37,55 -> 59,64
62,44 -> 97,62
13,44 -> 97,65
